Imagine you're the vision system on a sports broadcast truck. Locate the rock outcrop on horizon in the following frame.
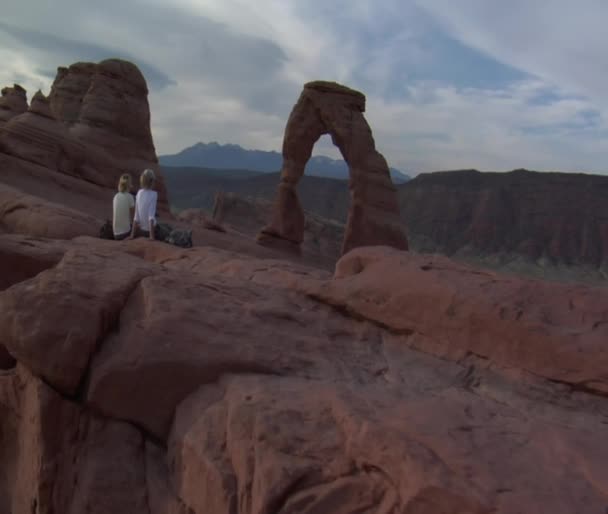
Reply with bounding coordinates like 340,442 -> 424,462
400,169 -> 608,273
0,84 -> 27,126
258,81 -> 408,255
49,60 -> 157,164
0,58 -> 169,240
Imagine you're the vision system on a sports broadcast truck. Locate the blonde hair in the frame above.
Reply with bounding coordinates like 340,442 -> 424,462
140,168 -> 156,189
117,174 -> 132,193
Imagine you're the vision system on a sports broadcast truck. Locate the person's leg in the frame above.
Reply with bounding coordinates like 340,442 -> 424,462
114,231 -> 129,241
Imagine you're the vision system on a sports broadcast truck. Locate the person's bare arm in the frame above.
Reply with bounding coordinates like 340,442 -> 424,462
148,191 -> 157,241
130,194 -> 139,239
148,218 -> 155,240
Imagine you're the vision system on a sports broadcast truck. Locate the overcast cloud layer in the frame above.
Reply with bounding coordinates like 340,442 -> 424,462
2,0 -> 607,175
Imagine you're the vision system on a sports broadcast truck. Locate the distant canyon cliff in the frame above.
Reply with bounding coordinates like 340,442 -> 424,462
164,166 -> 608,273
400,169 -> 608,270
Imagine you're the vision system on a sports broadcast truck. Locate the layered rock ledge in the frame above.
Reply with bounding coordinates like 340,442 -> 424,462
1,233 -> 607,514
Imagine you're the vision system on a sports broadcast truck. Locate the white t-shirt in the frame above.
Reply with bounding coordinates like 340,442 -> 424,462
113,192 -> 135,236
134,189 -> 158,231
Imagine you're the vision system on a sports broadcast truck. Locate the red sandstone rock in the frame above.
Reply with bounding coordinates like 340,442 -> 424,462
86,265 -> 382,438
28,90 -> 55,119
0,184 -> 100,239
0,344 -> 15,369
0,233 -> 64,290
0,84 -> 27,126
306,245 -> 608,393
177,208 -> 226,232
169,374 -> 608,514
0,152 -> 129,223
1,230 -> 607,513
50,60 -> 156,161
48,63 -> 97,123
258,81 -> 408,255
0,365 -> 150,514
48,59 -> 169,206
0,59 -> 170,214
0,103 -> 72,172
0,248 -> 157,394
146,442 -> 189,514
213,192 -> 344,260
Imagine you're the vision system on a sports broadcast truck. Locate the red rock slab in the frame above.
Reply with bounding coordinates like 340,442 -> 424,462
86,270 -> 388,439
0,84 -> 27,125
0,184 -> 100,239
169,374 -> 608,514
176,208 -> 226,232
0,152 -> 114,220
0,233 -> 66,371
0,365 -> 79,514
0,365 -> 149,514
305,246 -> 608,393
146,441 -> 190,514
0,248 -> 157,394
111,241 -> 331,287
61,415 -> 149,514
0,233 -> 66,290
0,345 -> 15,369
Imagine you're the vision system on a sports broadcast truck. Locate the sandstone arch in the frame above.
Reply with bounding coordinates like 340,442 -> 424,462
257,81 -> 408,255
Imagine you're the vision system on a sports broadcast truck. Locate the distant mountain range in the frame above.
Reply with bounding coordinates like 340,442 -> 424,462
159,142 -> 411,183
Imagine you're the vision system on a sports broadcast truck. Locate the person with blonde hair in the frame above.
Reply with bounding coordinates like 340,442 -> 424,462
130,168 -> 158,240
112,173 -> 135,240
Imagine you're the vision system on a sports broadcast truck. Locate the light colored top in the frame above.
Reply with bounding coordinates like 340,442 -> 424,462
112,192 -> 135,236
133,189 -> 158,231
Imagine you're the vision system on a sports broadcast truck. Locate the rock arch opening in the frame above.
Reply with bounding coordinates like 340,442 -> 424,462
257,81 -> 408,256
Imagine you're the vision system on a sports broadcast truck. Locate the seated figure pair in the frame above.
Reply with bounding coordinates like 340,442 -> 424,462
112,168 -> 158,241
111,168 -> 192,247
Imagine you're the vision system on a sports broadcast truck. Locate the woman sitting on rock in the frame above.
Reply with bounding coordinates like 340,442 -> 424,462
129,168 -> 158,240
112,174 -> 135,240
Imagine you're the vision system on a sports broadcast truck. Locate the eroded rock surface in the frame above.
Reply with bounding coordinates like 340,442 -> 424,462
0,84 -> 27,126
258,81 -> 408,255
0,184 -> 100,239
1,232 -> 607,513
0,58 -> 170,228
0,248 -> 158,394
0,364 -> 152,514
49,59 -> 157,164
213,192 -> 344,261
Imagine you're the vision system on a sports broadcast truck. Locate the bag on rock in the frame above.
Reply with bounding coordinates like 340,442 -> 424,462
99,220 -> 114,240
154,222 -> 173,241
154,222 -> 193,248
166,229 -> 193,248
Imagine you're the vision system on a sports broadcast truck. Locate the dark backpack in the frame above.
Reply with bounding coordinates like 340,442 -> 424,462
154,222 -> 193,248
166,228 -> 193,248
99,220 -> 114,240
154,222 -> 173,241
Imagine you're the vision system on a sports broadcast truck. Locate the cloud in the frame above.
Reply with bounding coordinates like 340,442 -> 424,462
1,0 -> 608,174
0,21 -> 174,90
414,0 -> 608,107
366,80 -> 608,173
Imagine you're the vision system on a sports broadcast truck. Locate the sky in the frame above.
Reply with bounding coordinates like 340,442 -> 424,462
2,0 -> 608,175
